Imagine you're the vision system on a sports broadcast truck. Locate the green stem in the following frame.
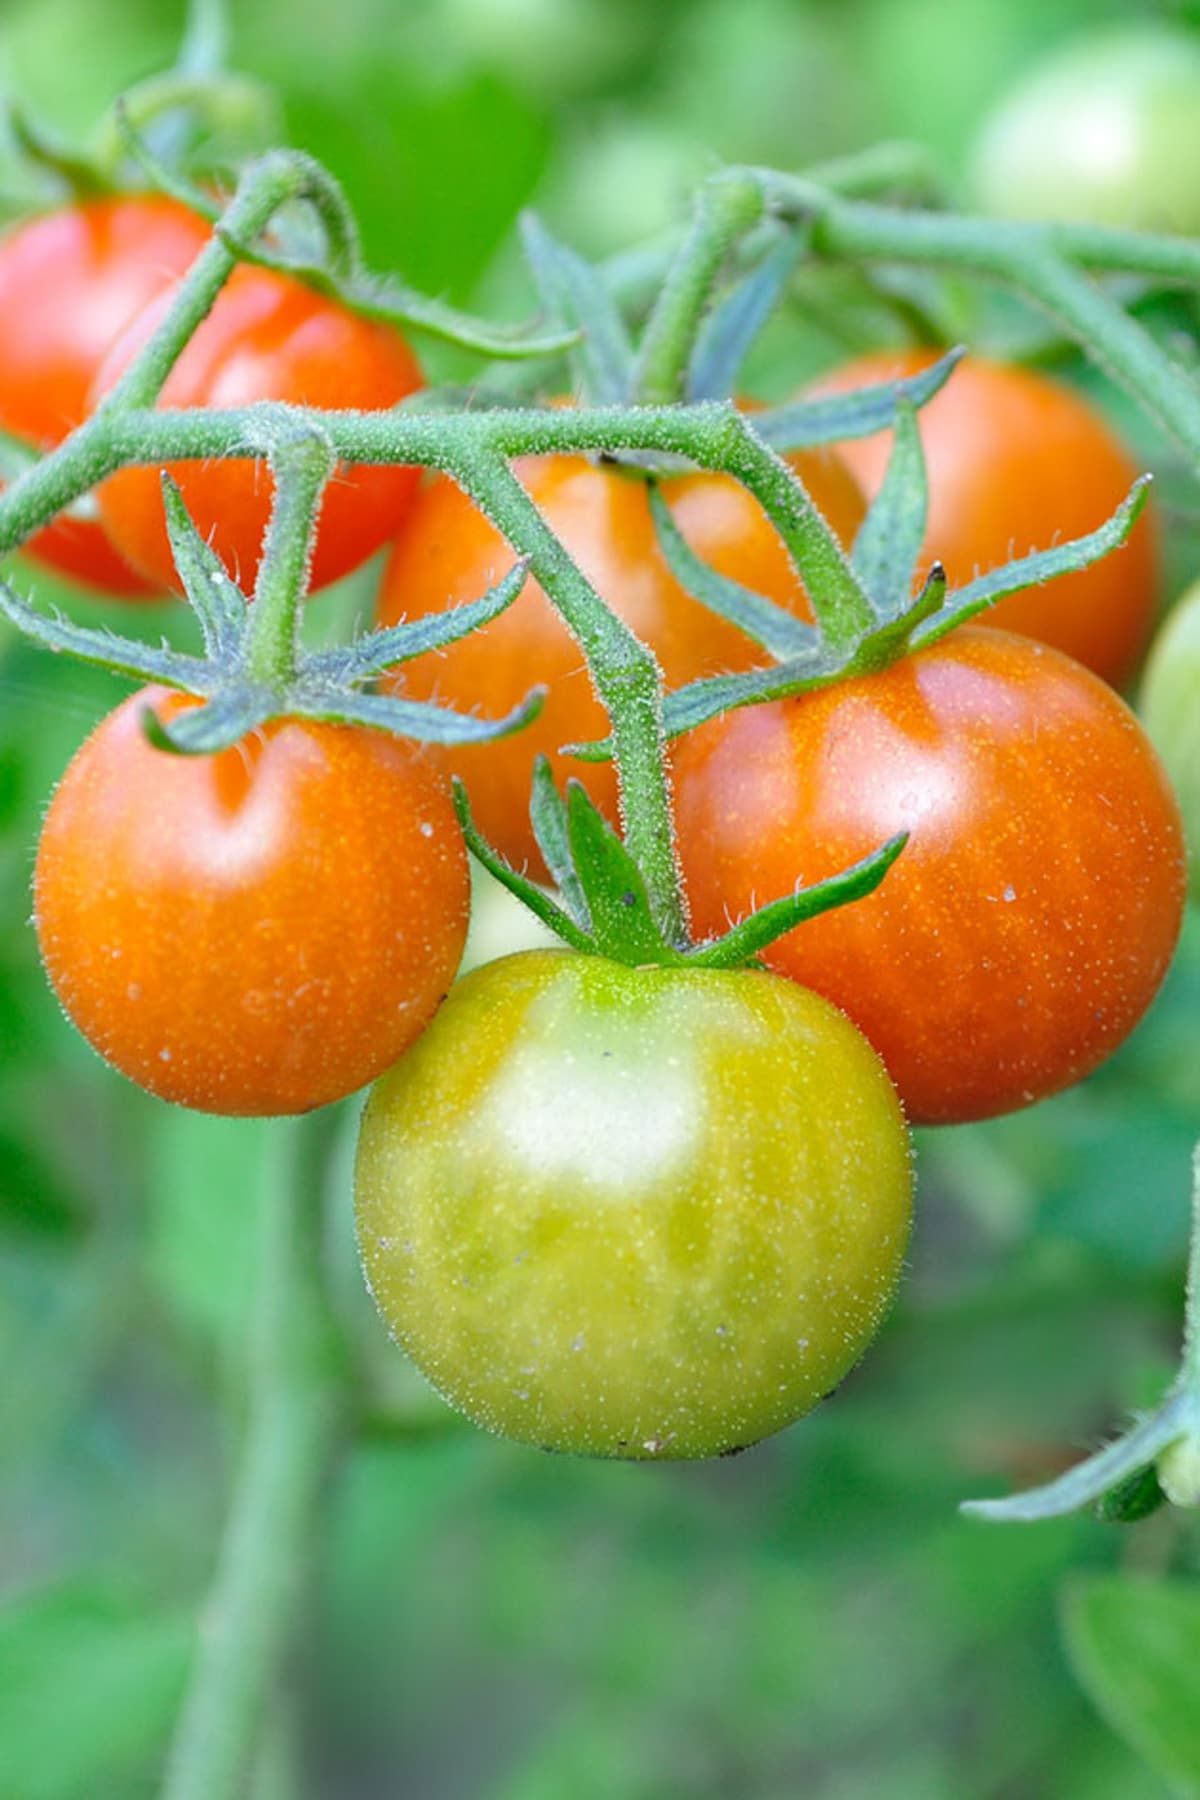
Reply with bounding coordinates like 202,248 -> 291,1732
1181,1144 -> 1200,1392
179,0 -> 229,77
97,150 -> 307,414
450,448 -> 688,947
243,430 -> 337,685
785,186 -> 1200,465
161,1111 -> 347,1800
689,408 -> 874,648
634,172 -> 765,404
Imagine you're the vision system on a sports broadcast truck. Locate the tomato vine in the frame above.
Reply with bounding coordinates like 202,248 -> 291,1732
5,17 -> 1200,1794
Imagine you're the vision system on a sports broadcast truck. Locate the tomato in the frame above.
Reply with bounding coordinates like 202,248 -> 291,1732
380,443 -> 864,872
355,948 -> 912,1459
94,266 -> 424,596
674,627 -> 1186,1127
972,26 -> 1200,235
0,194 -> 211,595
34,688 -> 468,1115
813,350 -> 1159,688
1141,580 -> 1200,902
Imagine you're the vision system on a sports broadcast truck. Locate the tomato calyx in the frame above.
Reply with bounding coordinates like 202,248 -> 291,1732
963,1145 -> 1200,1526
0,467 -> 545,756
455,756 -> 906,970
569,399 -> 1152,762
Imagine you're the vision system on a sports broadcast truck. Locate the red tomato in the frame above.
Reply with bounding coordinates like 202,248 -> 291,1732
0,195 -> 212,595
380,445 -> 864,872
94,266 -> 424,596
813,350 -> 1159,687
34,689 -> 468,1115
674,627 -> 1186,1126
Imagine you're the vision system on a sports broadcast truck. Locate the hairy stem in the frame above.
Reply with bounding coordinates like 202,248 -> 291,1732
450,448 -> 688,947
244,430 -> 337,685
161,1111 -> 347,1800
634,172 -> 764,404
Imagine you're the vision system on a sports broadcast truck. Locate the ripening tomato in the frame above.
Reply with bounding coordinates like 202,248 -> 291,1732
355,949 -> 912,1459
0,194 -> 212,594
813,350 -> 1159,687
34,688 -> 468,1115
674,627 -> 1186,1127
1141,579 -> 1200,902
380,443 -> 864,871
93,266 -> 424,596
972,26 -> 1200,235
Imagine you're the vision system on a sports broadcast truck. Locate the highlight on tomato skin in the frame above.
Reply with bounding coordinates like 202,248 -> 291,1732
673,626 -> 1188,1128
811,348 -> 1160,689
33,687 -> 470,1117
378,439 -> 864,875
0,193 -> 213,596
354,948 -> 914,1461
92,264 -> 425,598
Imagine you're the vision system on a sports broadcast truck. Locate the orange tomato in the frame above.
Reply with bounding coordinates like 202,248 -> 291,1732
813,349 -> 1159,687
0,195 -> 211,594
674,627 -> 1186,1126
35,690 -> 468,1115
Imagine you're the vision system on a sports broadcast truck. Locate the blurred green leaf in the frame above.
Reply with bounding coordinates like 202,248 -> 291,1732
0,1578 -> 191,1800
1062,1575 -> 1200,1798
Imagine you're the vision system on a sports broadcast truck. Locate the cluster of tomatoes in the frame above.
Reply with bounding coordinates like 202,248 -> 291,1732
3,188 -> 1191,1462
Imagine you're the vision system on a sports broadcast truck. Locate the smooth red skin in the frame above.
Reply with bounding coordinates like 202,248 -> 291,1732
380,446 -> 864,872
674,627 -> 1186,1126
94,265 -> 424,596
813,350 -> 1160,687
0,195 -> 212,595
34,689 -> 469,1116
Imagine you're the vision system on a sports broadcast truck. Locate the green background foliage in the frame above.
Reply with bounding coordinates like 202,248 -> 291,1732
2,0 -> 1199,1793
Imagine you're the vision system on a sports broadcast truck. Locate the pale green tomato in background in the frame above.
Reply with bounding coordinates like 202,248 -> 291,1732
1142,582 -> 1200,903
355,950 -> 913,1461
972,26 -> 1200,234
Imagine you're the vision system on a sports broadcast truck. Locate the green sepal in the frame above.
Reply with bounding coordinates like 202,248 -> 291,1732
1096,1464 -> 1168,1525
452,780 -> 593,953
687,233 -> 803,402
289,683 -> 546,748
0,574 -> 209,689
92,73 -> 283,187
309,558 -> 531,685
854,563 -> 947,671
912,478 -> 1153,651
851,402 -> 927,618
960,1396 -> 1188,1524
5,102 -> 112,199
106,101 -> 221,220
687,831 -> 907,968
140,685 -> 276,755
756,346 -> 963,453
214,226 -> 579,360
564,782 -> 684,964
520,212 -> 636,401
160,473 -> 248,661
648,483 -> 815,661
658,640 -> 851,743
529,757 -> 591,929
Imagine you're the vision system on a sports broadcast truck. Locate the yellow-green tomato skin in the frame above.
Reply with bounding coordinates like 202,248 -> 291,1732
354,950 -> 913,1460
1142,582 -> 1200,902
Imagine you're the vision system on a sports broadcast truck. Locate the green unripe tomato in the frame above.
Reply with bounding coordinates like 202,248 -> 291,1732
1142,582 -> 1200,902
972,26 -> 1200,234
355,950 -> 913,1460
